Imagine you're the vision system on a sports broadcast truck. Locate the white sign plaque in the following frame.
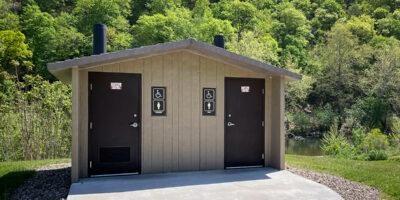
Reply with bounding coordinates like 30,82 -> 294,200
110,82 -> 122,90
241,86 -> 250,93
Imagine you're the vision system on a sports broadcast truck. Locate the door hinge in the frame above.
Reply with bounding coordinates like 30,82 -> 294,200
261,89 -> 265,94
262,153 -> 265,159
89,161 -> 92,168
89,122 -> 93,130
90,83 -> 93,91
262,121 -> 265,127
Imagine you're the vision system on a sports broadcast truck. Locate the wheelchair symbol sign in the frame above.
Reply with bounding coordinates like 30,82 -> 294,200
203,88 -> 216,116
152,87 -> 166,116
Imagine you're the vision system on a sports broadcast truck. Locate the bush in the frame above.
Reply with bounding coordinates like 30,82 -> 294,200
361,128 -> 389,152
389,116 -> 400,134
0,75 -> 71,161
287,111 -> 312,134
313,105 -> 337,131
348,96 -> 390,130
352,128 -> 367,148
322,123 -> 356,158
389,156 -> 400,162
367,150 -> 388,161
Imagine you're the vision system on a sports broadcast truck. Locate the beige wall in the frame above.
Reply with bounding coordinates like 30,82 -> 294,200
71,50 -> 285,182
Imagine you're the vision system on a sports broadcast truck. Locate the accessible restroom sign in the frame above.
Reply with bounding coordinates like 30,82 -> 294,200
152,87 -> 166,116
203,88 -> 216,116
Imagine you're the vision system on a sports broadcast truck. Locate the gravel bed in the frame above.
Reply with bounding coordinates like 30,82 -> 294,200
11,163 -> 71,200
287,166 -> 380,200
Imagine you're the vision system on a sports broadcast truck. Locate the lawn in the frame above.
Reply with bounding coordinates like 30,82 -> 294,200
0,159 -> 70,200
286,154 -> 400,200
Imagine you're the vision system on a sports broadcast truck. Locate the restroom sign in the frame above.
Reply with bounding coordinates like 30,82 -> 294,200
203,88 -> 216,116
152,87 -> 166,116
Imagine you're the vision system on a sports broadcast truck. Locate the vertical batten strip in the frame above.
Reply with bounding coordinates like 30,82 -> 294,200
71,67 -> 80,182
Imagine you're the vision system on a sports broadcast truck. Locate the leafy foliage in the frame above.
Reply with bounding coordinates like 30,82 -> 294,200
0,0 -> 400,162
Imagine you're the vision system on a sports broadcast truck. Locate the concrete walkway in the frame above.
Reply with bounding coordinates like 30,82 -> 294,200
68,168 -> 343,200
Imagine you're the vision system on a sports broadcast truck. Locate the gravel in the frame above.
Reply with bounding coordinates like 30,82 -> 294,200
11,163 -> 71,200
9,162 -> 380,200
287,166 -> 380,200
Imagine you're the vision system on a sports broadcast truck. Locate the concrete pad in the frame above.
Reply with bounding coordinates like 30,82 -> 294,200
68,168 -> 342,200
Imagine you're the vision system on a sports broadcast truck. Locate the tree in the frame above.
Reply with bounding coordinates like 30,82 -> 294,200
376,10 -> 400,39
132,6 -> 235,46
361,38 -> 400,114
227,31 -> 279,65
311,0 -> 345,43
272,2 -> 311,71
310,24 -> 372,122
73,0 -> 132,34
21,4 -> 86,79
0,0 -> 20,30
0,30 -> 32,80
212,0 -> 258,39
34,0 -> 75,15
344,15 -> 376,44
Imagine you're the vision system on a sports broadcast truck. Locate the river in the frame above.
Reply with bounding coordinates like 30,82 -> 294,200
285,137 -> 323,156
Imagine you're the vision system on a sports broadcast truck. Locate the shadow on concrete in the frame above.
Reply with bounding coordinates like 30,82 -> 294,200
70,167 -> 276,195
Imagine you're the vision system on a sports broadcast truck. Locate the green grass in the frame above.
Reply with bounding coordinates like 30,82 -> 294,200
0,159 -> 70,200
286,154 -> 400,200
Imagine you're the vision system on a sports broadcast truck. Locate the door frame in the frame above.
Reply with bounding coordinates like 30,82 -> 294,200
87,72 -> 142,176
224,77 -> 265,169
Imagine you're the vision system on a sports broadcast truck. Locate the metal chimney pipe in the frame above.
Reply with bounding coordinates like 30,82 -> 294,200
93,24 -> 107,55
213,35 -> 224,48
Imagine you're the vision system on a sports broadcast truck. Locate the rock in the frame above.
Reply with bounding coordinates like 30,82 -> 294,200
287,166 -> 380,200
10,163 -> 71,200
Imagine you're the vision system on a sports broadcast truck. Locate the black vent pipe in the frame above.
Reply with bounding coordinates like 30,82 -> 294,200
213,35 -> 224,48
93,24 -> 107,55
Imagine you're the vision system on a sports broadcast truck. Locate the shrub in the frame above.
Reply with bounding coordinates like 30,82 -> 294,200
361,128 -> 389,152
0,75 -> 71,161
389,116 -> 400,134
322,123 -> 356,158
348,96 -> 390,130
352,128 -> 367,148
389,156 -> 400,162
313,105 -> 337,131
287,111 -> 312,134
388,133 -> 400,148
367,150 -> 388,161
340,116 -> 361,137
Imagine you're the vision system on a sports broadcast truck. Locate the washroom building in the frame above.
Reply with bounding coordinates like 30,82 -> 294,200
48,25 -> 301,182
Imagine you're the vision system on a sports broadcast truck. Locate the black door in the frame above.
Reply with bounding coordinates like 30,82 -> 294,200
225,78 -> 265,168
89,72 -> 141,175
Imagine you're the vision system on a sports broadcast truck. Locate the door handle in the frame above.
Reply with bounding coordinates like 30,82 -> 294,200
129,122 -> 139,128
227,122 -> 235,127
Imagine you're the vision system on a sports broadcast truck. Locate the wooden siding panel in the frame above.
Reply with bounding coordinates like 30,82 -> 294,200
179,51 -> 193,171
216,63 -> 225,168
150,56 -> 164,172
76,51 -> 277,177
190,54 -> 200,170
171,53 -> 180,171
163,54 -> 174,172
78,70 -> 88,178
199,57 -> 208,170
142,59 -> 152,173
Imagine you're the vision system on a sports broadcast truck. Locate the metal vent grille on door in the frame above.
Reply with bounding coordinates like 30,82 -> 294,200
99,147 -> 130,163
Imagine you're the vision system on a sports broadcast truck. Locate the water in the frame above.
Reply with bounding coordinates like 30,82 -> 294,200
285,137 -> 324,156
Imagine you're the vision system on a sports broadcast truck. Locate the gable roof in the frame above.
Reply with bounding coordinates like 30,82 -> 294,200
47,39 -> 302,82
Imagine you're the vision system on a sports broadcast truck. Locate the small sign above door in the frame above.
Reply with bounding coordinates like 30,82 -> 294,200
203,88 -> 216,116
241,86 -> 250,93
110,82 -> 122,90
152,87 -> 166,116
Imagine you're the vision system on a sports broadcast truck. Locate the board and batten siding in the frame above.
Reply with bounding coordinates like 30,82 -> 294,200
73,50 -> 285,180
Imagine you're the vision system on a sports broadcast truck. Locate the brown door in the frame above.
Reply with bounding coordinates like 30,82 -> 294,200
225,78 -> 265,168
89,72 -> 141,175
